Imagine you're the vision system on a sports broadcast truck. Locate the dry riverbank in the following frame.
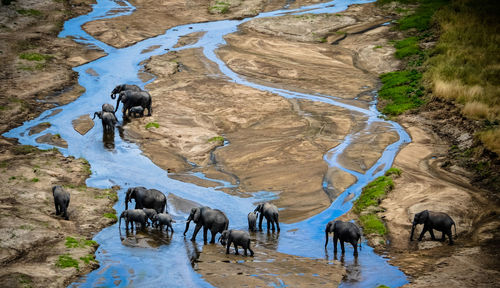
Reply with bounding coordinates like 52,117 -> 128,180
0,0 -> 117,286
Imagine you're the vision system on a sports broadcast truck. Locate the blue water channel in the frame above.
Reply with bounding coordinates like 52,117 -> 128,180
4,0 -> 410,287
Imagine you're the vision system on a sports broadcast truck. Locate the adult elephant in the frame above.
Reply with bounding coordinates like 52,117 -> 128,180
110,84 -> 142,99
125,187 -> 166,213
183,206 -> 229,244
325,220 -> 361,256
254,203 -> 280,231
410,210 -> 456,245
115,90 -> 152,117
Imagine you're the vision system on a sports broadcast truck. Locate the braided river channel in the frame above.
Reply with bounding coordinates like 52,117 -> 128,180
4,0 -> 411,287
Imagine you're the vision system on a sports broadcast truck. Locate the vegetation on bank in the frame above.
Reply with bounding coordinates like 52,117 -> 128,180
353,168 -> 401,237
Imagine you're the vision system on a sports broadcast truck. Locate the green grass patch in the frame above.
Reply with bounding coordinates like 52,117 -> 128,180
0,105 -> 7,110
394,37 -> 420,59
19,52 -> 52,62
377,285 -> 391,288
379,70 -> 424,115
56,254 -> 79,270
80,254 -> 98,264
354,176 -> 394,213
95,190 -> 118,202
65,237 -> 98,248
145,122 -> 159,129
17,9 -> 42,17
359,214 -> 387,235
385,167 -> 402,177
9,176 -> 16,180
208,136 -> 224,143
30,178 -> 39,182
209,1 -> 230,14
103,212 -> 117,220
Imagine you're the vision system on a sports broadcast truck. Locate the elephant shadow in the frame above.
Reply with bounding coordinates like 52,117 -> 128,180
102,130 -> 115,150
184,239 -> 202,269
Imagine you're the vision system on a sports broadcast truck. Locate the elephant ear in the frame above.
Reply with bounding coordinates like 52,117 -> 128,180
193,208 -> 201,222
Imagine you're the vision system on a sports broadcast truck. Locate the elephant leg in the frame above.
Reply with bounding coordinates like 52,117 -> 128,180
447,230 -> 454,245
233,242 -> 239,255
170,225 -> 174,233
62,206 -> 68,220
271,219 -> 276,231
209,229 -> 217,244
276,218 -> 280,232
340,240 -> 345,254
191,224 -> 202,241
441,232 -> 446,242
333,235 -> 338,254
429,228 -> 437,241
203,226 -> 208,244
351,240 -> 358,256
226,242 -> 231,254
244,247 -> 248,256
55,202 -> 60,215
248,247 -> 254,257
267,218 -> 271,231
418,226 -> 428,241
258,214 -> 263,231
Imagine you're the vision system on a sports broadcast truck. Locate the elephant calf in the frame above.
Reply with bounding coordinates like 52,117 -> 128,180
52,185 -> 70,220
219,230 -> 254,256
255,202 -> 280,232
325,220 -> 361,256
248,211 -> 257,232
129,106 -> 144,118
142,208 -> 158,227
410,210 -> 456,245
153,212 -> 175,233
119,209 -> 147,231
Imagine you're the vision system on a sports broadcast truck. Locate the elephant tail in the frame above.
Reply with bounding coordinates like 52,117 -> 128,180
453,222 -> 457,238
325,230 -> 329,248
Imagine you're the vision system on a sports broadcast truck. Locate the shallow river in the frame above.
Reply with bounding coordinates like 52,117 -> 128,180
4,0 -> 410,287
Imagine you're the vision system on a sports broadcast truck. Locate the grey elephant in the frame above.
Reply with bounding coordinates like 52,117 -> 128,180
110,84 -> 142,99
119,209 -> 147,230
129,106 -> 144,118
325,220 -> 361,256
52,185 -> 70,220
93,111 -> 117,133
142,208 -> 158,227
254,203 -> 280,232
248,211 -> 257,232
125,187 -> 167,213
115,90 -> 152,117
101,103 -> 117,121
410,210 -> 456,245
153,212 -> 175,233
219,229 -> 254,256
183,206 -> 229,244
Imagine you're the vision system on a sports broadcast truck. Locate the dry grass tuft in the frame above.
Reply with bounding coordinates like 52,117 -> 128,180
433,79 -> 484,103
462,101 -> 489,119
479,128 -> 500,155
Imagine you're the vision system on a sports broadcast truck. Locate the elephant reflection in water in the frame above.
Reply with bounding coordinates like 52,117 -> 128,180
184,239 -> 201,269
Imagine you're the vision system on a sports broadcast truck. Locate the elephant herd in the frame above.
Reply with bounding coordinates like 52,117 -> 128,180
92,84 -> 153,134
51,182 -> 457,258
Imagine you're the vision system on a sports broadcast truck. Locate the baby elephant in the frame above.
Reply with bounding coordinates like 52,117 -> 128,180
325,220 -> 361,256
153,212 -> 175,233
410,210 -> 456,245
119,209 -> 147,231
219,229 -> 254,256
142,208 -> 158,227
52,185 -> 70,220
248,211 -> 257,232
128,106 -> 144,118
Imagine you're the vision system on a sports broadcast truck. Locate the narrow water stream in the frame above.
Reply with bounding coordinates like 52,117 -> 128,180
4,0 -> 410,287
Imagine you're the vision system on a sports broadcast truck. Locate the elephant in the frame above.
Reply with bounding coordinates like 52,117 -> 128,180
101,103 -> 117,121
115,90 -> 152,117
247,211 -> 257,232
219,229 -> 254,256
153,212 -> 175,233
325,220 -> 361,256
92,111 -> 117,133
142,208 -> 158,227
110,84 -> 142,99
183,206 -> 229,244
125,187 -> 166,213
410,210 -> 456,245
254,203 -> 280,232
119,209 -> 147,231
52,185 -> 70,220
129,106 -> 144,118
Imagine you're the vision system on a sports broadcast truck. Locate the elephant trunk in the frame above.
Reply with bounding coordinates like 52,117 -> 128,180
92,112 -> 98,120
183,219 -> 191,236
111,92 -> 116,100
119,214 -> 123,229
115,94 -> 122,112
410,223 -> 416,241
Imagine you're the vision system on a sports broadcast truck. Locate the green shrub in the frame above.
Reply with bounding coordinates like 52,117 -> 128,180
65,237 -> 98,248
209,1 -> 230,14
385,167 -> 402,177
359,214 -> 387,235
17,9 -> 42,17
394,37 -> 420,59
19,53 -> 52,61
379,70 -> 424,115
208,136 -> 224,143
145,122 -> 159,129
103,212 -> 117,220
80,254 -> 98,264
354,176 -> 394,213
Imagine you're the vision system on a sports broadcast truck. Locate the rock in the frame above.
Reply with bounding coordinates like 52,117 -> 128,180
72,114 -> 94,136
28,122 -> 51,136
35,133 -> 68,148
